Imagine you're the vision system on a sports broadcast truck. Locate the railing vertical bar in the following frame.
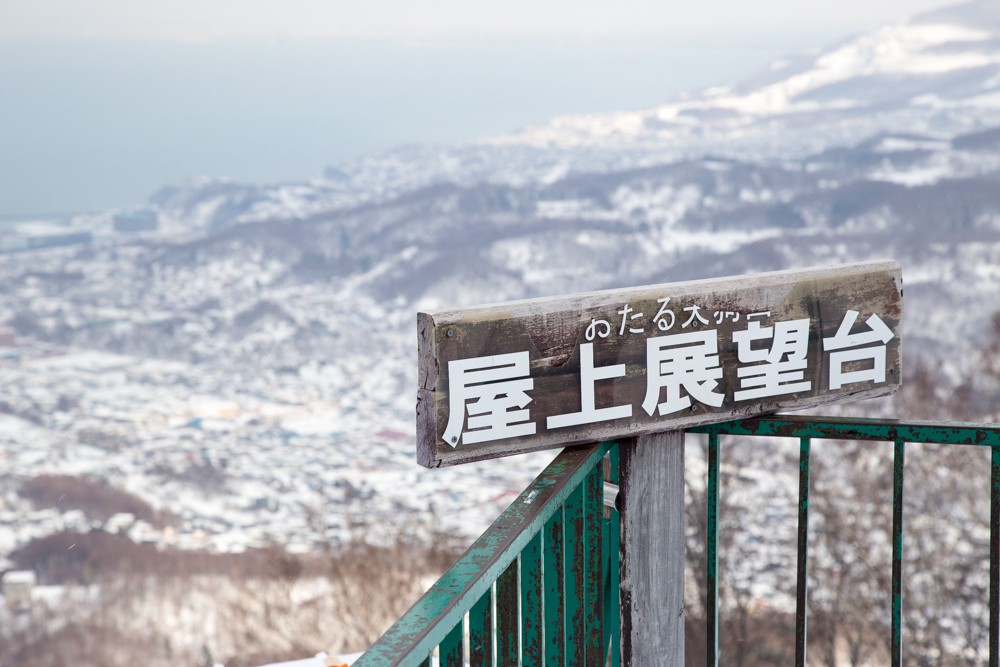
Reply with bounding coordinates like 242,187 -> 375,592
544,508 -> 565,667
794,437 -> 811,667
494,581 -> 499,667
469,588 -> 493,667
602,487 -> 611,666
585,463 -> 604,665
565,483 -> 586,666
604,445 -> 621,667
522,532 -> 542,665
440,619 -> 464,667
497,559 -> 519,667
707,433 -> 720,667
891,440 -> 905,667
991,443 -> 1000,667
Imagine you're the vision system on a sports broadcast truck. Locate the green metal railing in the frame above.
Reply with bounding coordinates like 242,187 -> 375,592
353,441 -> 622,667
691,415 -> 1000,667
357,414 -> 1000,666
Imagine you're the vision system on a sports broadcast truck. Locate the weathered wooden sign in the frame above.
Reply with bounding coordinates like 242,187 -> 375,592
417,260 -> 902,467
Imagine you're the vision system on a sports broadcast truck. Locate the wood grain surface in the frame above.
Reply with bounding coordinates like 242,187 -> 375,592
417,260 -> 903,467
618,431 -> 685,667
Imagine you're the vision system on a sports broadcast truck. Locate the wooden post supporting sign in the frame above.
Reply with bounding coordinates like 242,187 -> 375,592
619,430 -> 686,667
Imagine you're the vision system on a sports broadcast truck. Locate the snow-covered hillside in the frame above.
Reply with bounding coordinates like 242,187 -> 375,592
4,1 -> 1000,566
496,18 -> 1000,149
138,1 -> 1000,233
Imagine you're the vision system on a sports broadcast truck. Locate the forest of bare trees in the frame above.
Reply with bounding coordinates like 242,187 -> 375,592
1,520 -> 463,666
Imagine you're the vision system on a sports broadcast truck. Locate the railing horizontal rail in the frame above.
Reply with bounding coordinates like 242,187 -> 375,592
353,441 -> 614,667
689,414 -> 1000,445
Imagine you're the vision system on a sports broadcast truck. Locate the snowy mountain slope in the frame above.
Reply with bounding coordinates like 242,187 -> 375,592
144,1 -> 1000,235
20,123 -> 1000,375
492,1 -> 1000,150
6,1 -> 1000,562
4,123 -> 1000,559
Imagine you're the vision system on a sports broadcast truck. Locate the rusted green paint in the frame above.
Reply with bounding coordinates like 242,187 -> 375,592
602,508 -> 612,667
469,589 -> 492,667
794,438 -> 810,667
991,445 -> 1000,667
352,442 -> 612,667
605,444 -> 621,667
439,619 -> 463,667
359,413 -> 1000,667
497,560 -> 519,667
521,532 -> 542,665
565,483 -> 586,666
691,415 -> 1000,446
543,509 -> 565,667
693,416 -> 1000,667
585,464 -> 604,665
707,433 -> 720,667
363,415 -> 996,667
891,441 -> 905,667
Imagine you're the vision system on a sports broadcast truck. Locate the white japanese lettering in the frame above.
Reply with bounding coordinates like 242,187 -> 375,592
682,305 -> 709,328
642,330 -> 725,416
823,311 -> 894,390
618,303 -> 633,336
585,318 -> 612,341
653,297 -> 675,331
442,352 -> 536,447
733,318 -> 812,400
618,304 -> 644,335
548,343 -> 631,429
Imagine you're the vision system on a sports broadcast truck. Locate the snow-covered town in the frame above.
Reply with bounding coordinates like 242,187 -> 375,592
0,315 -> 552,561
5,0 -> 1000,664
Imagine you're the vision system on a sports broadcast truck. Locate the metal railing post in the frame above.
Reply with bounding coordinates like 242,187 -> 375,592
991,443 -> 1000,667
794,437 -> 811,667
890,441 -> 905,667
707,433 -> 720,667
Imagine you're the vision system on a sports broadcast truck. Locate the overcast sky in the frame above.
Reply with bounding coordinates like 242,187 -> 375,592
0,0 -> 954,216
0,0 -> 948,41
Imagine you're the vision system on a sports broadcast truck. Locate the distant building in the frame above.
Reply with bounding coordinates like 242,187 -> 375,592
2,570 -> 36,607
104,512 -> 136,534
25,230 -> 92,249
1,222 -> 92,253
113,209 -> 159,232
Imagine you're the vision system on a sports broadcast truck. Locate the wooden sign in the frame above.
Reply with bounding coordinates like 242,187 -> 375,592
417,260 -> 902,468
